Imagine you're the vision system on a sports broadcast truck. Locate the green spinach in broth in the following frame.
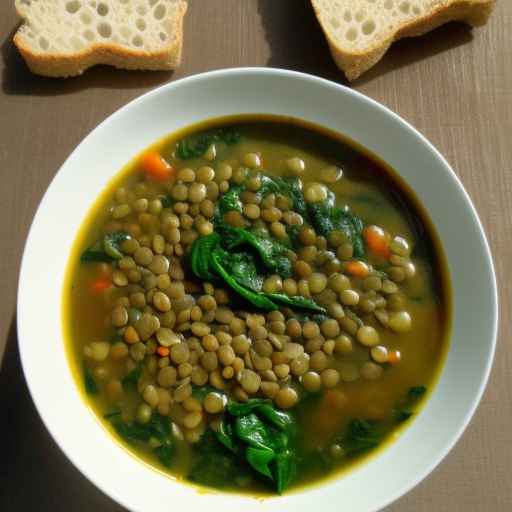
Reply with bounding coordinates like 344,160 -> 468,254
64,116 -> 450,495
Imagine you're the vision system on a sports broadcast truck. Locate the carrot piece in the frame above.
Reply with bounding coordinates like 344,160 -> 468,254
140,151 -> 173,182
91,277 -> 112,293
363,225 -> 390,258
387,350 -> 401,365
157,346 -> 170,357
345,260 -> 370,278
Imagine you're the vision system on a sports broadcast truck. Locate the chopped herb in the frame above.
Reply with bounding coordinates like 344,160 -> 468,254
80,248 -> 113,263
340,419 -> 383,456
154,442 -> 174,467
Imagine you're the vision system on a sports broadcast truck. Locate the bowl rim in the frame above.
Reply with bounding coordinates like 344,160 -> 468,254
17,67 -> 498,512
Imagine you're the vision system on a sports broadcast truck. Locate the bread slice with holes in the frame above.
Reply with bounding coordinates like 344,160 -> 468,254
311,0 -> 496,81
13,0 -> 188,77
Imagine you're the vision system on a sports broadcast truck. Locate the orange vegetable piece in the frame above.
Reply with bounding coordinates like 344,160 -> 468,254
345,260 -> 370,278
157,346 -> 170,357
140,151 -> 173,182
363,225 -> 390,258
387,350 -> 401,365
91,277 -> 112,293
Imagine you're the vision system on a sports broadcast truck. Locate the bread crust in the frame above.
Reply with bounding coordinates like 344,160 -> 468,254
13,1 -> 187,77
311,0 -> 496,81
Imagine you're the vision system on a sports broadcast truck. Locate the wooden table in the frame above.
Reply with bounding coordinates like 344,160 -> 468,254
1,1 -> 511,510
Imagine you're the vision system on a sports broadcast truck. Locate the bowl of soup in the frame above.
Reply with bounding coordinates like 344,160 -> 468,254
17,68 -> 497,512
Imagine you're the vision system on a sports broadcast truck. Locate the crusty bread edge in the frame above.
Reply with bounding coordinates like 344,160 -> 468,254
311,0 -> 496,81
13,1 -> 187,77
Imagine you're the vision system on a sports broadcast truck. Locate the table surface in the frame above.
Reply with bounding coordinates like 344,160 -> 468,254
1,1 -> 511,510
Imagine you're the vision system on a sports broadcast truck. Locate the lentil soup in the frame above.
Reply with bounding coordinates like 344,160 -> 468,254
64,116 -> 451,495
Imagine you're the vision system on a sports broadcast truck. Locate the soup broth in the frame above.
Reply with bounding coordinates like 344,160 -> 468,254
64,116 -> 451,495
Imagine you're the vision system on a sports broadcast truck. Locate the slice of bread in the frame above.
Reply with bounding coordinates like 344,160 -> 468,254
13,0 -> 188,77
311,0 -> 496,81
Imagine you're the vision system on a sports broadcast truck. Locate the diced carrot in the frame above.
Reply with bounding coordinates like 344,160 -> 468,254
157,346 -> 170,357
345,260 -> 370,278
387,350 -> 401,365
140,151 -> 174,182
91,277 -> 112,293
363,225 -> 390,258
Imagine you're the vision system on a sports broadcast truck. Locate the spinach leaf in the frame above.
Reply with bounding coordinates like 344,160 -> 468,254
188,430 -> 244,487
341,419 -> 383,456
394,385 -> 427,422
190,233 -> 220,280
112,420 -> 153,442
215,417 -> 237,452
409,385 -> 427,398
227,398 -> 271,416
235,413 -> 273,451
160,195 -> 174,208
275,449 -> 296,494
103,410 -> 121,420
154,442 -> 174,467
210,248 -> 278,310
265,293 -> 326,314
80,231 -> 130,263
103,231 -> 131,260
256,404 -> 294,432
216,184 -> 245,218
176,127 -> 242,160
227,251 -> 264,291
258,176 -> 308,220
84,365 -> 98,395
308,197 -> 365,258
221,226 -> 292,278
246,447 -> 275,479
80,248 -> 114,263
121,363 -> 142,390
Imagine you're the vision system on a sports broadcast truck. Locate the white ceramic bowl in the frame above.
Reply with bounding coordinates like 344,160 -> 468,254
17,68 -> 497,512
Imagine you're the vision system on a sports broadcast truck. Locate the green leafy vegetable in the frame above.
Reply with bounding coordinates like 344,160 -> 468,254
176,127 -> 242,160
216,184 -> 245,219
235,414 -> 273,450
107,412 -> 175,467
275,449 -> 296,494
266,293 -> 326,314
80,249 -> 113,263
190,232 -> 220,280
341,419 -> 383,456
160,195 -> 174,208
307,192 -> 365,258
221,226 -> 292,278
103,410 -> 121,420
227,398 -> 271,416
409,385 -> 427,398
80,231 -> 130,263
103,231 -> 131,260
246,447 -> 275,479
215,417 -> 237,453
154,442 -> 174,467
258,176 -> 308,220
121,363 -> 142,390
189,231 -> 325,314
84,365 -> 98,395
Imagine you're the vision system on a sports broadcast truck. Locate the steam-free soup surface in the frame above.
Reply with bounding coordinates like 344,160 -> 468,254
64,117 -> 450,495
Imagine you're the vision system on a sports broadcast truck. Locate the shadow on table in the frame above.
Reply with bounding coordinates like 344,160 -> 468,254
257,0 -> 474,85
1,27 -> 174,97
0,316 -> 125,512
